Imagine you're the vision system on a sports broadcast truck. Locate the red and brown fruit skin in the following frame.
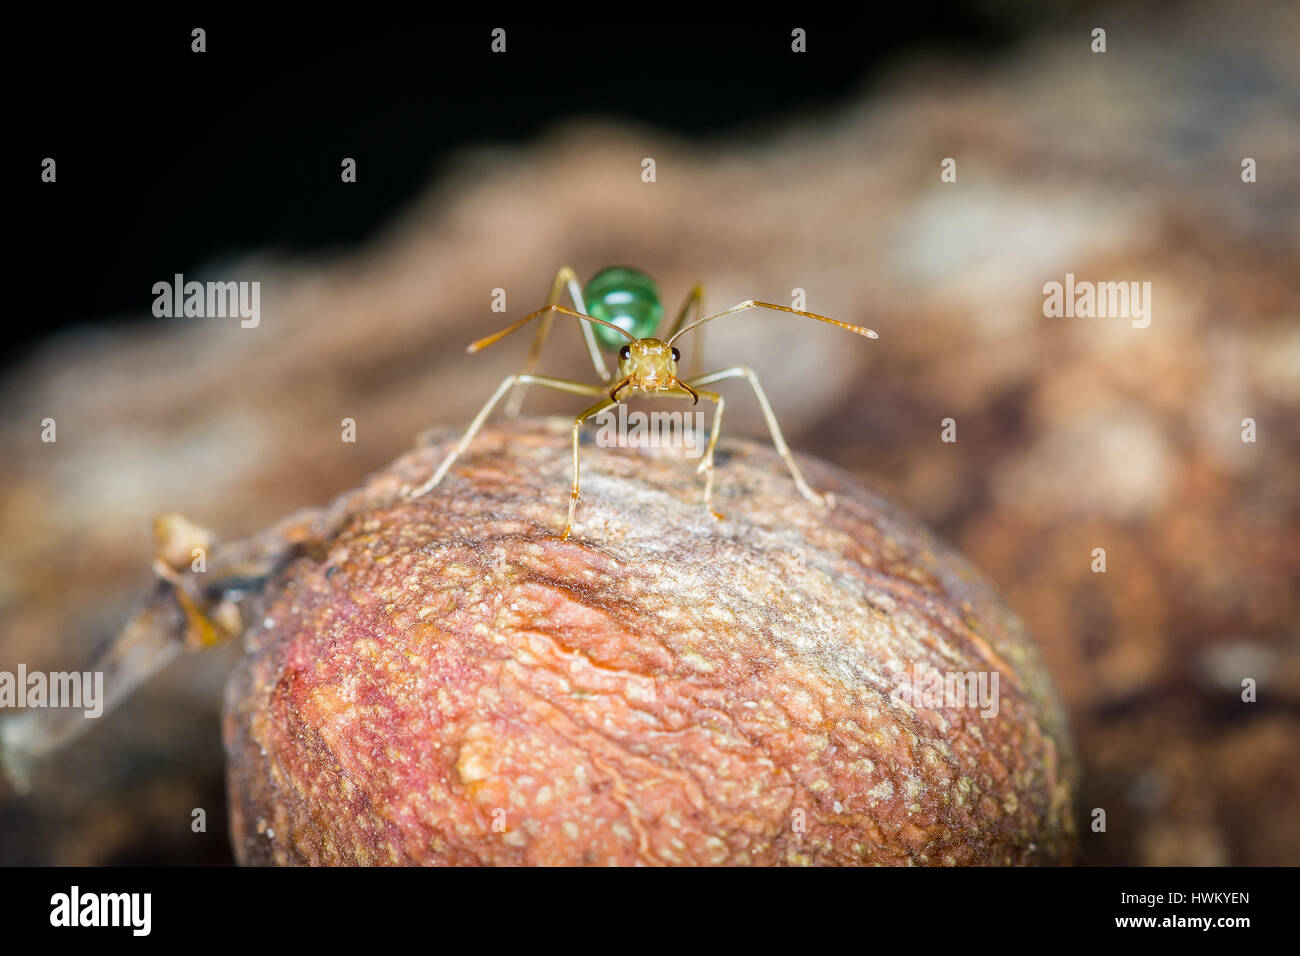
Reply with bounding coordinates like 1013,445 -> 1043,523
223,419 -> 1077,865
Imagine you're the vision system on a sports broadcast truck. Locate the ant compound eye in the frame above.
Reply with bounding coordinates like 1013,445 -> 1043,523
671,347 -> 681,362
619,345 -> 631,361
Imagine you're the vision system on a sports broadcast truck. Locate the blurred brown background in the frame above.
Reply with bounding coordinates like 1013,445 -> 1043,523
2,1 -> 1298,864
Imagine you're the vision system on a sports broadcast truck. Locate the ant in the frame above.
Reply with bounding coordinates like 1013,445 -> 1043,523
406,266 -> 878,540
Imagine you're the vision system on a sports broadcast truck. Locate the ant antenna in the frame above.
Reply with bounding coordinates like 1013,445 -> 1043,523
667,300 -> 878,345
469,305 -> 637,354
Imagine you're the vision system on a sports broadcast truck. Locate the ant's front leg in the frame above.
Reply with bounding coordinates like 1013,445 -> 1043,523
694,388 -> 726,520
562,398 -> 619,541
666,385 -> 726,520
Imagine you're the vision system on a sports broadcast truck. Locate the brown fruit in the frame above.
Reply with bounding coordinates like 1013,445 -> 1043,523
223,419 -> 1077,865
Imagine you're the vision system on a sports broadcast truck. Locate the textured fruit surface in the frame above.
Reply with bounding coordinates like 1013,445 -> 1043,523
223,419 -> 1076,865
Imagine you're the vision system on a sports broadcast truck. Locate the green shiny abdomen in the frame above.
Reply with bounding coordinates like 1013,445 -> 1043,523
583,266 -> 664,351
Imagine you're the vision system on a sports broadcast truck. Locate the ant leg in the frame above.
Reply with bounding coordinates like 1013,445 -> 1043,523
688,366 -> 831,508
506,267 -> 611,417
562,398 -> 619,541
664,384 -> 725,519
666,282 -> 706,379
695,388 -> 725,519
408,373 -> 605,499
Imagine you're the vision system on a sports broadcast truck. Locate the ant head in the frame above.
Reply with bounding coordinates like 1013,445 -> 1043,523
617,338 -> 680,391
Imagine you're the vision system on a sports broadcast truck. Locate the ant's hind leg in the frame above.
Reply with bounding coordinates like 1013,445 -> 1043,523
667,282 -> 706,379
688,366 -> 831,509
506,267 -> 611,417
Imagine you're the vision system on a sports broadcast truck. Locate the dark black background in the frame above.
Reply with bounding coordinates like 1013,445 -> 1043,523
9,8 -> 1068,369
